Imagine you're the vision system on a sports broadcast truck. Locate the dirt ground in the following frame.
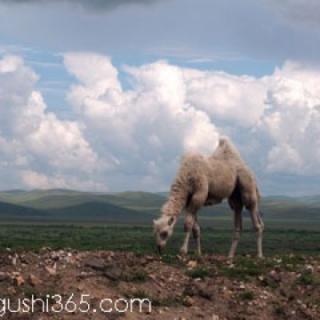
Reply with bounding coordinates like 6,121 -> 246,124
0,249 -> 319,320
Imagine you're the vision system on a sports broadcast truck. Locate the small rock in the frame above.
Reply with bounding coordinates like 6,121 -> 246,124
305,265 -> 314,273
187,260 -> 198,269
14,275 -> 25,286
269,270 -> 281,282
11,255 -> 17,266
7,287 -> 16,295
28,274 -> 41,287
0,272 -> 9,282
45,263 -> 57,276
84,258 -> 106,271
77,283 -> 85,291
103,267 -> 122,281
239,283 -> 246,290
183,295 -> 194,307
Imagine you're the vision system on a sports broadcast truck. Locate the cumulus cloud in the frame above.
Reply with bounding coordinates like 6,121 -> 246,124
64,52 -> 320,188
183,69 -> 267,127
0,55 -> 99,190
260,61 -> 320,174
1,51 -> 320,192
64,53 -> 220,190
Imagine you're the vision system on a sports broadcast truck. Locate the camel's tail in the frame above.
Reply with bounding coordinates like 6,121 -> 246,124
256,185 -> 261,202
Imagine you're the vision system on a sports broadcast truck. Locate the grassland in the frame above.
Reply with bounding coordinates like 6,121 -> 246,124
0,189 -> 319,255
0,222 -> 319,255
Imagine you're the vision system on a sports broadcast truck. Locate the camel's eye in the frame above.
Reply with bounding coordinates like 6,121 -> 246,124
160,231 -> 168,240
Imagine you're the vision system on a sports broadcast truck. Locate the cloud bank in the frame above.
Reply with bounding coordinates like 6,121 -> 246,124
0,0 -> 161,11
1,52 -> 320,192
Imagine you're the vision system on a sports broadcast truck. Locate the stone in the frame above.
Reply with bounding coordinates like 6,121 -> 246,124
28,274 -> 41,287
187,260 -> 198,269
14,275 -> 25,286
84,258 -> 106,271
45,263 -> 57,276
0,272 -> 9,282
183,295 -> 194,307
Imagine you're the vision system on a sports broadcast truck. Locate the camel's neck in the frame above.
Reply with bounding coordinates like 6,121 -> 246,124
162,182 -> 188,217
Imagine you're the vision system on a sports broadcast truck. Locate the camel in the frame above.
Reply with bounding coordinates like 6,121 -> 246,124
153,136 -> 264,258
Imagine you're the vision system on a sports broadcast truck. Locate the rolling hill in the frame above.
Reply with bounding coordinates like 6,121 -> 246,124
0,189 -> 319,225
0,201 -> 44,219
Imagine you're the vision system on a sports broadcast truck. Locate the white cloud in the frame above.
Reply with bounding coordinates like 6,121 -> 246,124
65,54 -> 220,189
0,55 -> 98,190
261,61 -> 320,174
21,170 -> 107,191
2,52 -> 320,192
184,69 -> 267,127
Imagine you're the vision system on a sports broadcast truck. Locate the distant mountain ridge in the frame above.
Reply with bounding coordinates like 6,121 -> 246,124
0,189 -> 319,224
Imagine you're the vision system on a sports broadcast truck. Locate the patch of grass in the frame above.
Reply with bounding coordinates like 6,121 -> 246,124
219,257 -> 263,280
161,254 -> 183,266
273,304 -> 287,317
23,285 -> 41,299
151,296 -> 184,307
186,266 -> 210,279
125,269 -> 148,283
259,276 -> 279,289
127,289 -> 149,300
238,290 -> 254,301
0,224 -> 320,256
296,272 -> 320,286
23,285 -> 57,305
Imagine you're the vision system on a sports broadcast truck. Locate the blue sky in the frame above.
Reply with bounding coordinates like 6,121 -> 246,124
1,0 -> 320,194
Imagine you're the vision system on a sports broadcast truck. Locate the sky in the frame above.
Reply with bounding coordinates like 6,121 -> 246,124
1,0 -> 320,195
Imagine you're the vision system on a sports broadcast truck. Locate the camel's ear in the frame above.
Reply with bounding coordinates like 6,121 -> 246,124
168,217 -> 175,226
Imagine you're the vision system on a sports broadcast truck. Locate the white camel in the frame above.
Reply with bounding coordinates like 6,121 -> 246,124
153,137 -> 264,258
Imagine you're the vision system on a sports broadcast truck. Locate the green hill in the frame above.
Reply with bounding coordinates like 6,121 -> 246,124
0,201 -> 44,220
46,201 -> 152,223
0,190 -> 166,215
0,190 -> 319,225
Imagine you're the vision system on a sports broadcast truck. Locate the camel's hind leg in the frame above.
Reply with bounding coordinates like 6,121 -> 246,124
228,196 -> 243,259
192,216 -> 201,256
248,202 -> 264,258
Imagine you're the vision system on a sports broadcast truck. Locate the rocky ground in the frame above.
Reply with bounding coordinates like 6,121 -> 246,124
0,249 -> 319,320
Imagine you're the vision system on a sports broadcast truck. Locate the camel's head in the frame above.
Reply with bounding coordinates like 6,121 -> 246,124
153,215 -> 177,254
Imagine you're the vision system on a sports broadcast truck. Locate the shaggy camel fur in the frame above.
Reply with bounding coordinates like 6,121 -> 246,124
153,137 -> 264,258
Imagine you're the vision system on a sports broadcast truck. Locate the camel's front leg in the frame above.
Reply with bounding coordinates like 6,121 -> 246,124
180,187 -> 207,255
192,217 -> 201,256
180,212 -> 195,255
